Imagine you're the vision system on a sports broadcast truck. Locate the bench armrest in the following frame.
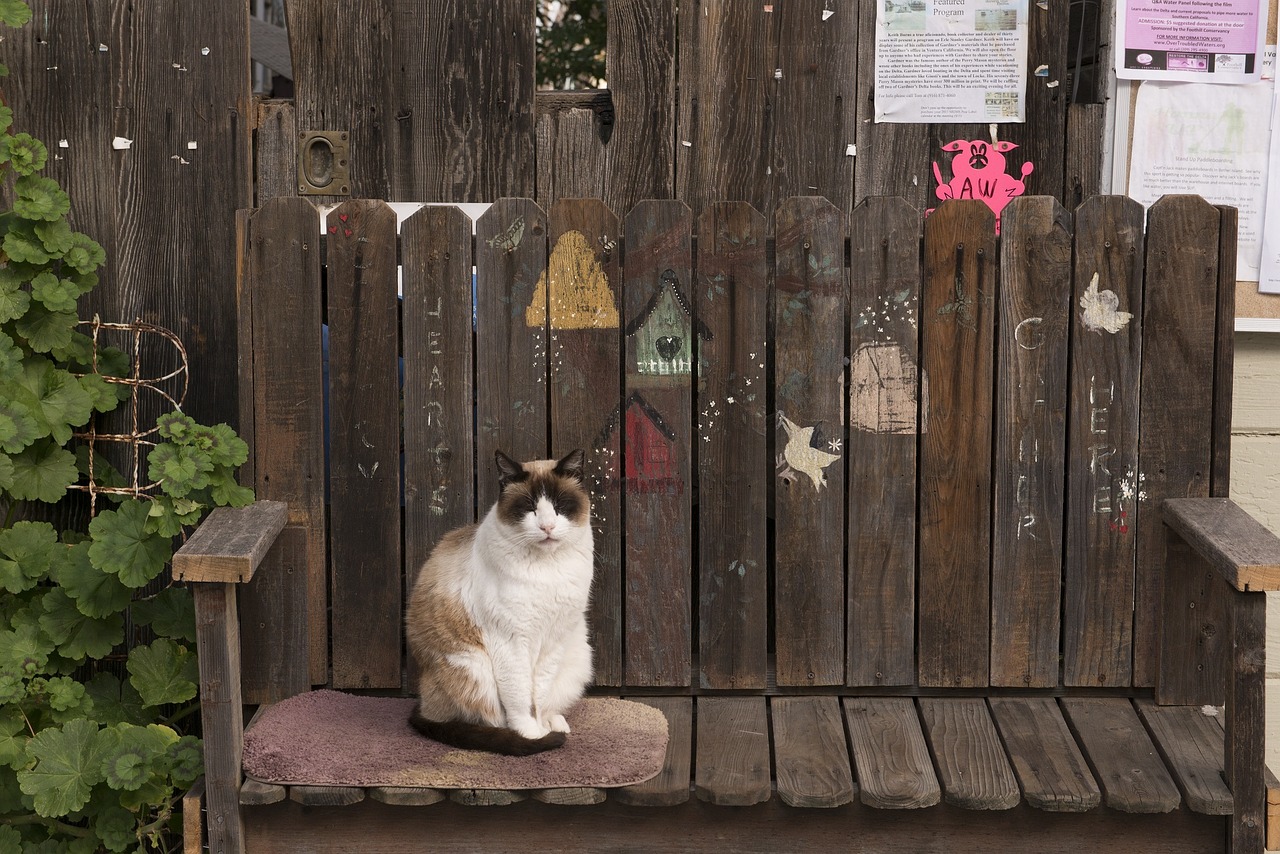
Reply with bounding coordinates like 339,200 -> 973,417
1162,498 -> 1280,593
173,500 -> 289,583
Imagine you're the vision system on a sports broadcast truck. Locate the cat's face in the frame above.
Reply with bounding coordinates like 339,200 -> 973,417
494,450 -> 591,549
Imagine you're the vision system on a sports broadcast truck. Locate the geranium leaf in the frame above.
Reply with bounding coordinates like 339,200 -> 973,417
130,588 -> 196,644
88,501 -> 172,588
16,718 -> 110,817
29,271 -> 77,313
33,218 -> 72,254
0,521 -> 57,593
0,275 -> 30,320
0,401 -> 39,453
2,133 -> 47,177
126,639 -> 197,708
63,232 -> 105,275
39,588 -> 124,661
13,175 -> 70,222
0,330 -> 21,381
50,541 -> 132,618
8,439 -> 78,503
14,303 -> 78,354
13,361 -> 95,443
0,0 -> 32,28
91,800 -> 136,852
165,735 -> 202,789
83,673 -> 147,727
99,723 -> 172,792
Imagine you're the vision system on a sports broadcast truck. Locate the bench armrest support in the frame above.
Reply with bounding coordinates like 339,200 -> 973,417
1162,498 -> 1280,592
173,500 -> 288,583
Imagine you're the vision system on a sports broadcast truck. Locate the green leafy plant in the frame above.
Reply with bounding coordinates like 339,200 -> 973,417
0,2 -> 251,850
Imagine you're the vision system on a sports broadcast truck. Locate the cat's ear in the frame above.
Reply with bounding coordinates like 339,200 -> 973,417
495,451 -> 527,487
553,449 -> 586,483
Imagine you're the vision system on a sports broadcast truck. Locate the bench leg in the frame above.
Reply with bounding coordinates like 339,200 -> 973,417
1227,588 -> 1266,853
194,582 -> 246,854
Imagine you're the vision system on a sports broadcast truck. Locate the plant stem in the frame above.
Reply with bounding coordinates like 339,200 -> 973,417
163,701 -> 200,727
0,813 -> 94,837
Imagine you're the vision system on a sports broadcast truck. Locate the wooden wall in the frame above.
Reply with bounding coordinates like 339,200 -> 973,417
6,2 -> 250,428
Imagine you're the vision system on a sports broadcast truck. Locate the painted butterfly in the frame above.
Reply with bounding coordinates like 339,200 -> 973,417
486,216 -> 526,253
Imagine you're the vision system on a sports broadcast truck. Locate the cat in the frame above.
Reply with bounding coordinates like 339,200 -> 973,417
405,449 -> 594,756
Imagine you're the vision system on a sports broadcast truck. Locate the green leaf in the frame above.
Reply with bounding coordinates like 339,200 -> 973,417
130,588 -> 196,644
88,501 -> 172,588
12,360 -> 95,443
0,401 -> 39,453
92,800 -> 137,852
0,0 -> 32,28
78,372 -> 124,415
126,639 -> 197,708
43,676 -> 89,715
147,443 -> 212,498
50,541 -> 132,618
193,423 -> 249,468
209,470 -> 254,508
63,233 -> 105,276
0,454 -> 12,491
83,673 -> 147,727
154,411 -> 195,442
29,272 -> 76,313
0,624 -> 51,677
0,330 -> 21,381
14,303 -> 78,354
0,825 -> 18,854
0,106 -> 11,135
0,521 -> 58,593
39,587 -> 124,661
0,671 -> 24,705
17,718 -> 109,817
0,707 -> 26,770
164,735 -> 202,789
0,274 -> 30,320
8,439 -> 78,503
1,133 -> 47,176
13,175 -> 70,222
33,219 -> 72,255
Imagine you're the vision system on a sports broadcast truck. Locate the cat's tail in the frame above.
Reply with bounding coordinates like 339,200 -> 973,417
409,710 -> 566,756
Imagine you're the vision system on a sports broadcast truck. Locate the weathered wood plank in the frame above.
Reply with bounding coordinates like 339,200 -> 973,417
193,583 -> 245,854
287,0 -> 387,197
173,501 -> 288,583
1211,206 -> 1238,496
1134,195 -> 1222,687
917,698 -> 1020,811
254,100 -> 296,204
696,201 -> 769,690
771,697 -> 856,808
843,697 -> 941,810
1226,590 -> 1267,852
622,200 -> 693,687
325,199 -> 402,689
290,786 -> 366,807
367,787 -> 445,806
1158,526 -> 1228,706
991,196 -> 1072,688
235,209 -> 256,490
389,0 -> 534,201
475,199 -> 550,512
535,102 -> 608,208
694,698 -> 771,806
1162,498 -> 1280,593
613,697 -> 692,806
918,200 -> 997,688
245,196 -> 327,684
401,204 -> 477,595
239,778 -> 286,806
182,777 -> 205,854
448,789 -> 526,806
1065,104 -> 1105,209
1133,699 -> 1232,815
676,0 -> 775,217
772,0 -> 856,211
531,787 -> 607,805
547,198 -> 623,687
773,196 -> 847,687
847,196 -> 920,688
989,697 -> 1101,812
239,526 -> 309,704
1063,195 -> 1145,687
1060,699 -> 1180,813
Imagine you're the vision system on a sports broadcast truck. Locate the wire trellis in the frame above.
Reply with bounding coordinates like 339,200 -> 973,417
68,316 -> 189,517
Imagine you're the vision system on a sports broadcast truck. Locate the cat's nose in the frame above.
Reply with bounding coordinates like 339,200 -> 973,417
540,521 -> 557,535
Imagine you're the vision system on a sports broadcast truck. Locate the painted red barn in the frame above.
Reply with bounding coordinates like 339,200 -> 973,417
594,391 -> 682,494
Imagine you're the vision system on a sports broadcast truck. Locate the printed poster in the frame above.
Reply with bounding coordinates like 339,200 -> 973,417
1257,86 -> 1280,292
1117,0 -> 1266,83
875,0 -> 1030,124
1129,80 -> 1274,279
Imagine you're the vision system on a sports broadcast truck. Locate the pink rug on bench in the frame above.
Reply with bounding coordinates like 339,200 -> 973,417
242,690 -> 669,790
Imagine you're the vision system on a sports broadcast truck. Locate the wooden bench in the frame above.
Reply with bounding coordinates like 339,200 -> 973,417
175,193 -> 1280,853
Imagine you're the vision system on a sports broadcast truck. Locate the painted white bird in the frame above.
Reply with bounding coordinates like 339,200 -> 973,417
778,413 -> 841,491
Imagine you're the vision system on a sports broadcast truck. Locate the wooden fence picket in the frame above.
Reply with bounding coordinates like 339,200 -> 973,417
846,196 -> 921,688
326,199 -> 402,689
1064,195 -> 1145,687
991,196 -> 1072,688
918,200 -> 997,688
547,198 -> 624,687
773,197 -> 847,687
622,200 -> 695,687
696,201 -> 769,690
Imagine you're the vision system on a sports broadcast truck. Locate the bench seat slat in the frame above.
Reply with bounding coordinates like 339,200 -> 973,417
239,778 -> 285,805
289,785 -> 364,807
1133,700 -> 1233,815
1061,699 -> 1181,813
612,697 -> 692,806
367,787 -> 445,806
771,697 -> 855,808
695,698 -> 771,806
989,697 -> 1101,812
531,787 -> 607,805
918,698 -> 1019,810
843,697 -> 940,809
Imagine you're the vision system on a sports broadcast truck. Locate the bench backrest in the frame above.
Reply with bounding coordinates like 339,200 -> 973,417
235,194 -> 1236,702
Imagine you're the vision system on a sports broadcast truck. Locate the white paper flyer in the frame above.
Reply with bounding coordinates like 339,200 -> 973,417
1129,81 -> 1274,280
874,0 -> 1030,124
1257,86 -> 1280,293
1116,0 -> 1266,83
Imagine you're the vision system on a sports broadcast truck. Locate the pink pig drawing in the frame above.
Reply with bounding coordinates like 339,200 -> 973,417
932,139 -> 1033,233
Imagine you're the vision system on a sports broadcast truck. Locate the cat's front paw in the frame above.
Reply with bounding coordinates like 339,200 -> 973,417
547,714 -> 570,734
510,715 -> 551,740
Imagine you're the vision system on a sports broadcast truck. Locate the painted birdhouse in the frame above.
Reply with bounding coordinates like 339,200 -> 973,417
625,269 -> 711,376
594,392 -> 683,495
849,343 -> 928,435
